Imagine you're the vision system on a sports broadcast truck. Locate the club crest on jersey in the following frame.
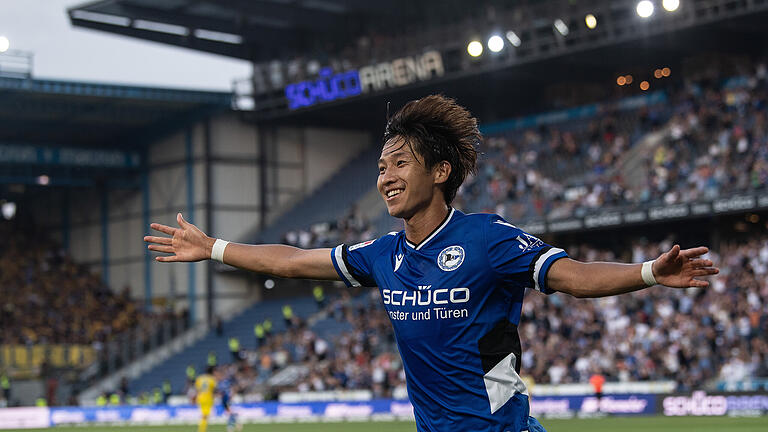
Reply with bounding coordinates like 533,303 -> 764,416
349,239 -> 375,251
437,245 -> 465,272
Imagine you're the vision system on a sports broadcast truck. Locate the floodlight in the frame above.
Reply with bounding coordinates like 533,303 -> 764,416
637,1 -> 655,18
585,14 -> 598,29
663,0 -> 680,12
0,36 -> 9,53
467,40 -> 483,57
1,202 -> 16,220
506,31 -> 522,47
488,35 -> 504,53
554,19 -> 569,36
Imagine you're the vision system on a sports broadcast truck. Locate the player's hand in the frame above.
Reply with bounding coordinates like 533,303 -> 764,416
144,213 -> 214,262
652,245 -> 719,288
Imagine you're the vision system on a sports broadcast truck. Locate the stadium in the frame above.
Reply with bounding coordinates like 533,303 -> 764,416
0,0 -> 767,431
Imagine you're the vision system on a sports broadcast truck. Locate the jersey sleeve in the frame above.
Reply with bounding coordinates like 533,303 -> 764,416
330,237 -> 388,287
484,215 -> 568,294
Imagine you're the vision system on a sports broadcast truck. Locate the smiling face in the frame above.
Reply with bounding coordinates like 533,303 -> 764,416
377,137 -> 450,220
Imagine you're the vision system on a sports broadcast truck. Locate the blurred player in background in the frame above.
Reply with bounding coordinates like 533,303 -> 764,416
589,372 -> 605,414
218,369 -> 240,432
195,366 -> 216,432
146,95 -> 719,432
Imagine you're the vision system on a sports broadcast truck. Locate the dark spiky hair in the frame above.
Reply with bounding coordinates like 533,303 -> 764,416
383,95 -> 480,204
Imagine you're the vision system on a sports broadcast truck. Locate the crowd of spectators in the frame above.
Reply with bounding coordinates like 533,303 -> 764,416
522,236 -> 768,390
195,291 -> 405,400
642,70 -> 768,206
0,221 -> 184,347
250,64 -> 768,396
453,106 -> 659,221
282,206 -> 377,250
454,64 -> 768,221
272,292 -> 404,398
56,66 -> 765,402
278,65 -> 768,250
199,234 -> 766,398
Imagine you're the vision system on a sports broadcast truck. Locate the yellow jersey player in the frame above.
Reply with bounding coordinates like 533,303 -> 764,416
195,366 -> 216,432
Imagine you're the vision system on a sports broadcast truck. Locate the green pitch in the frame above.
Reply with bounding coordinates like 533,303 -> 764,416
6,416 -> 768,432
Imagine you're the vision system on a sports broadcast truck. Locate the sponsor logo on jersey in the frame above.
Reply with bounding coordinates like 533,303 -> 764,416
494,219 -> 543,252
349,239 -> 375,251
382,287 -> 469,306
437,245 -> 465,271
394,253 -> 404,272
515,233 -> 543,252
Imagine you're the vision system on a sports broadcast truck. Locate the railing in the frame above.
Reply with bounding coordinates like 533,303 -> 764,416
81,315 -> 189,384
517,188 -> 768,235
0,315 -> 188,384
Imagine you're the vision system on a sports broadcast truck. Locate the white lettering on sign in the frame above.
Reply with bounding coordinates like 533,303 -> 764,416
359,51 -> 444,93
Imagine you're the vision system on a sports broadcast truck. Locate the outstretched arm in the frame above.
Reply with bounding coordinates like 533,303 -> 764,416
547,245 -> 719,298
144,213 -> 340,280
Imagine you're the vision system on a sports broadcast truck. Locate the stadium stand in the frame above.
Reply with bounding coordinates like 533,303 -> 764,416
455,68 -> 768,222
55,66 -> 767,409
251,145 -> 381,244
282,206 -> 377,250
230,64 -> 768,400
185,234 -> 766,401
0,220 -> 185,378
523,236 -> 768,390
127,297 -> 320,396
0,0 -> 768,426
277,65 -> 768,247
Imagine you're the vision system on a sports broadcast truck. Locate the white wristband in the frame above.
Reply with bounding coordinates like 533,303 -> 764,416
211,239 -> 229,263
641,260 -> 657,286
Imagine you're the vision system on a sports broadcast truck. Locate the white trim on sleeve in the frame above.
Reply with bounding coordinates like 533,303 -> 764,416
334,245 -> 361,287
532,247 -> 565,292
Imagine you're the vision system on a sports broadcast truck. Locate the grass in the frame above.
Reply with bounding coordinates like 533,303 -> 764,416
5,416 -> 768,432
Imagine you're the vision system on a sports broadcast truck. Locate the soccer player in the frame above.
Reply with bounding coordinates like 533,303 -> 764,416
195,366 -> 216,432
145,95 -> 719,432
589,372 -> 606,414
218,370 -> 239,432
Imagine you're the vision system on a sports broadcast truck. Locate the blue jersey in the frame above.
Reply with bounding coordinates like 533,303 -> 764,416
218,379 -> 232,407
331,209 -> 567,432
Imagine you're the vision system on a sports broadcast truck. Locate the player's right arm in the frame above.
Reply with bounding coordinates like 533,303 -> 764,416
144,213 -> 340,280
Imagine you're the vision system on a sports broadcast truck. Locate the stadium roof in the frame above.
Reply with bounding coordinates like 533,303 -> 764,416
67,0 -> 768,129
67,0 -> 485,61
0,75 -> 232,148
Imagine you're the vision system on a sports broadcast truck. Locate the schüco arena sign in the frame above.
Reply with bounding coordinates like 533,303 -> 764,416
285,51 -> 444,110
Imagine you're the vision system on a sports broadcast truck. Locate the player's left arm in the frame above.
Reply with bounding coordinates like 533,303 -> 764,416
547,245 -> 719,298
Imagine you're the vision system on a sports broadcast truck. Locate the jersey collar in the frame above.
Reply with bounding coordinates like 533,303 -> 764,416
405,208 -> 455,250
